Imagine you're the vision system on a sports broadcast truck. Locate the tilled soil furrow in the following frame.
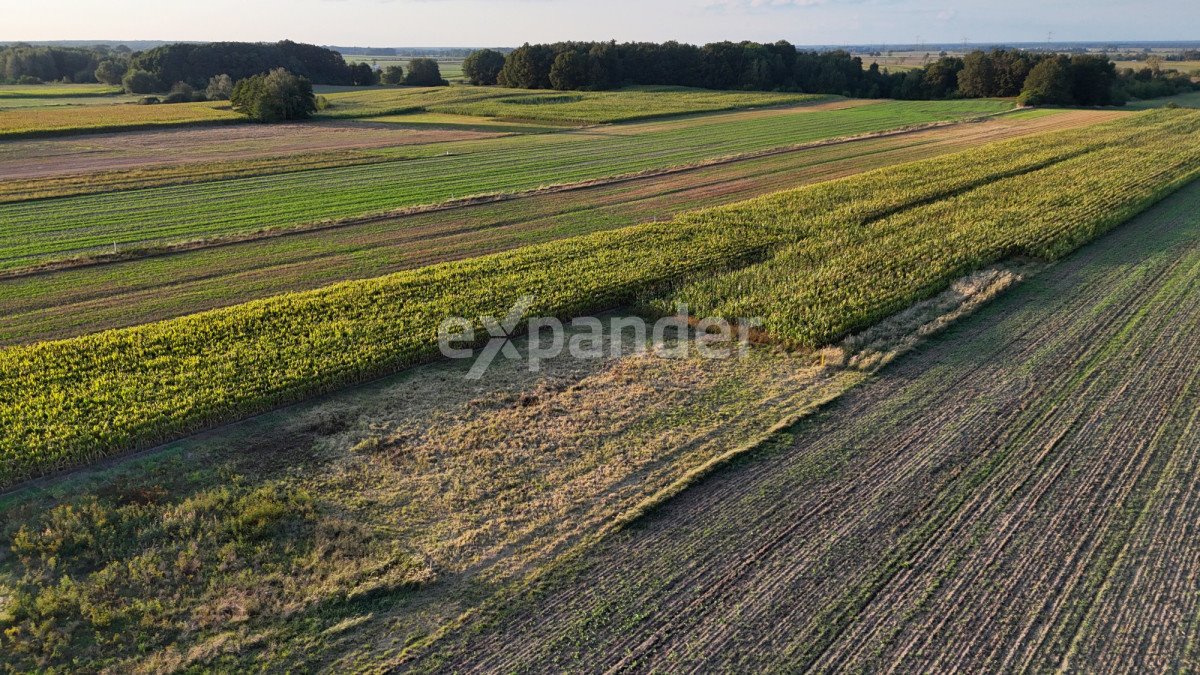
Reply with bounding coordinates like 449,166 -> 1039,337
399,179 -> 1200,673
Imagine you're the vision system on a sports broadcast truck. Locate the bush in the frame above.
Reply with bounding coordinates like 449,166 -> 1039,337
405,58 -> 448,86
463,49 -> 506,85
230,68 -> 317,122
162,81 -> 204,104
138,96 -> 160,105
205,74 -> 233,100
122,69 -> 158,94
16,75 -> 41,85
380,64 -> 405,85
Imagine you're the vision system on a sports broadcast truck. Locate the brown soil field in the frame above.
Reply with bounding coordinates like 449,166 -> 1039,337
0,110 -> 1119,345
0,121 -> 502,181
398,178 -> 1200,672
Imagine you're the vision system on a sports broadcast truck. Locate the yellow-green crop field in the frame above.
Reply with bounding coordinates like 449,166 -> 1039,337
0,109 -> 1194,487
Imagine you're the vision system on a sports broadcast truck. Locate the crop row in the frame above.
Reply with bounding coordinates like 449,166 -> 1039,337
316,84 -> 827,122
0,99 -> 1013,271
0,109 -> 1195,486
0,111 -> 1107,346
664,109 -> 1200,347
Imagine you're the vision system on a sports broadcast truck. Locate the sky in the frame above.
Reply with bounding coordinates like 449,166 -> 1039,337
3,0 -> 1197,47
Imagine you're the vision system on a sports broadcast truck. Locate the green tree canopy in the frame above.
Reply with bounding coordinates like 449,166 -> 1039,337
1019,56 -> 1074,106
122,69 -> 158,94
380,64 -> 405,85
230,68 -> 317,122
404,58 -> 447,86
94,59 -> 127,85
462,49 -> 506,85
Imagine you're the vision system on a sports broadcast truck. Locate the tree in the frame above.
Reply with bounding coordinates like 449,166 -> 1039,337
1069,54 -> 1118,106
380,65 -> 405,85
230,68 -> 317,122
549,50 -> 587,90
349,62 -> 376,86
1019,56 -> 1074,106
957,51 -> 996,97
94,59 -> 127,85
206,74 -> 233,100
497,43 -> 554,88
462,49 -> 505,85
122,69 -> 158,94
405,58 -> 447,86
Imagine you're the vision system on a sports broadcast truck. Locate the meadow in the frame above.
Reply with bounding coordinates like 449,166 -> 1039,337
0,98 -> 1014,271
0,109 -> 1194,487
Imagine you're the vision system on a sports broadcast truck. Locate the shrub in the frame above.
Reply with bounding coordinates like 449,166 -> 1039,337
137,96 -> 160,105
16,75 -> 41,85
122,69 -> 158,94
405,58 -> 448,86
230,68 -> 317,122
163,81 -> 204,104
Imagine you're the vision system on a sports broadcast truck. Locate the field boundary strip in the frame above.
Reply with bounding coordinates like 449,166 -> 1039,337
0,110 -> 1018,281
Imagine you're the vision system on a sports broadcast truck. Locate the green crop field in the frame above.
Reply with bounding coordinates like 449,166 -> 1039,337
0,98 -> 1014,272
0,110 -> 1114,346
0,84 -> 123,98
316,84 -> 829,122
0,109 -> 1194,488
0,100 -> 243,138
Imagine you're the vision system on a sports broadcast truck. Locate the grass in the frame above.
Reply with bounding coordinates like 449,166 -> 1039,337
0,109 -> 1194,488
0,98 -> 1014,271
0,100 -> 242,139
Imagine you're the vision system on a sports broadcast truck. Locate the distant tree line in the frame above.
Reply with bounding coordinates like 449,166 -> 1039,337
0,43 -> 128,84
477,41 -> 1198,106
129,41 -> 356,88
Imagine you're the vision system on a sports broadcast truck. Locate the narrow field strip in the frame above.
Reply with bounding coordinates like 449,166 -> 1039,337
399,175 -> 1200,673
0,99 -> 1013,271
0,109 -> 1194,489
0,110 -> 1114,345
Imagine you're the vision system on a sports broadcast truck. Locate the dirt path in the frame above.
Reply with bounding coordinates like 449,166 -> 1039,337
400,179 -> 1200,672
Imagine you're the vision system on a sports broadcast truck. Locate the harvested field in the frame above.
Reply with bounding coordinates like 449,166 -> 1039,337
0,121 -> 506,184
0,109 -> 1121,344
402,179 -> 1200,672
0,98 -> 1014,272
